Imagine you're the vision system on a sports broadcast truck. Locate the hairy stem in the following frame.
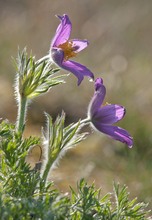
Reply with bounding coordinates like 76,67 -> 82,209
66,118 -> 91,134
41,159 -> 54,189
42,162 -> 50,184
80,118 -> 91,125
16,95 -> 28,133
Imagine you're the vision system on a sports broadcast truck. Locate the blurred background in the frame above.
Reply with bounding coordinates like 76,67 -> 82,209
0,0 -> 152,209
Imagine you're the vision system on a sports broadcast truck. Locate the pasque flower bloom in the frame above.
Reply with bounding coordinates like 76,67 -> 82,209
50,14 -> 94,85
88,78 -> 133,147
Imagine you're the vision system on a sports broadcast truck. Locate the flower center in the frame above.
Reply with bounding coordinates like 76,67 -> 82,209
58,41 -> 77,61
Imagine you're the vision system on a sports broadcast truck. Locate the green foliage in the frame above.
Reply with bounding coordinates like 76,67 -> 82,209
113,183 -> 149,220
70,179 -> 111,219
0,120 -> 40,197
14,48 -> 65,99
69,179 -> 150,220
41,112 -> 87,187
43,112 -> 87,166
0,119 -> 150,219
0,178 -> 150,220
0,189 -> 70,220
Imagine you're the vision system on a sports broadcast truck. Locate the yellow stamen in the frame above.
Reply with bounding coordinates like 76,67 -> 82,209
105,102 -> 110,105
103,102 -> 111,106
58,41 -> 77,61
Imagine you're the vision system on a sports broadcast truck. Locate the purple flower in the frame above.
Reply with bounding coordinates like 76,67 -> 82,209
50,14 -> 94,85
88,78 -> 133,148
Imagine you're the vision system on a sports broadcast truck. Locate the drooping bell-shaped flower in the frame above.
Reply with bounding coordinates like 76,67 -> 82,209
88,78 -> 133,148
50,14 -> 94,85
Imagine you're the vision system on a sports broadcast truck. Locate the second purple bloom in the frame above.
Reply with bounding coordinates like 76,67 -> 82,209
88,78 -> 133,148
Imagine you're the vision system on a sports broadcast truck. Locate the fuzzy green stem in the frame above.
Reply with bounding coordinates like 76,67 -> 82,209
67,118 -> 91,133
80,118 -> 91,125
41,159 -> 53,188
36,55 -> 50,65
16,95 -> 28,133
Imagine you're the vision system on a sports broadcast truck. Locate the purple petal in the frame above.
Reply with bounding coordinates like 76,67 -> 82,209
94,78 -> 103,91
51,14 -> 72,47
71,39 -> 89,52
61,60 -> 94,85
92,123 -> 133,147
51,48 -> 64,66
93,104 -> 126,124
88,79 -> 106,117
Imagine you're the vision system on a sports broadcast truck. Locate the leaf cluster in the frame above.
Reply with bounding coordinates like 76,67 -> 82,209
0,118 -> 151,219
0,120 -> 40,197
113,183 -> 149,219
14,48 -> 65,99
43,112 -> 87,168
40,112 -> 87,188
0,178 -> 150,220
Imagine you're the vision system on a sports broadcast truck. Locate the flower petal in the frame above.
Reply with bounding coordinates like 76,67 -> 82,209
88,78 -> 106,117
94,78 -> 104,91
92,123 -> 133,147
61,60 -> 94,85
71,39 -> 89,52
51,14 -> 72,47
93,104 -> 126,124
51,48 -> 64,66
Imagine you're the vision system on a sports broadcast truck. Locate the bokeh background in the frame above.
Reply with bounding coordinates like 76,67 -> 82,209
0,0 -> 152,209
